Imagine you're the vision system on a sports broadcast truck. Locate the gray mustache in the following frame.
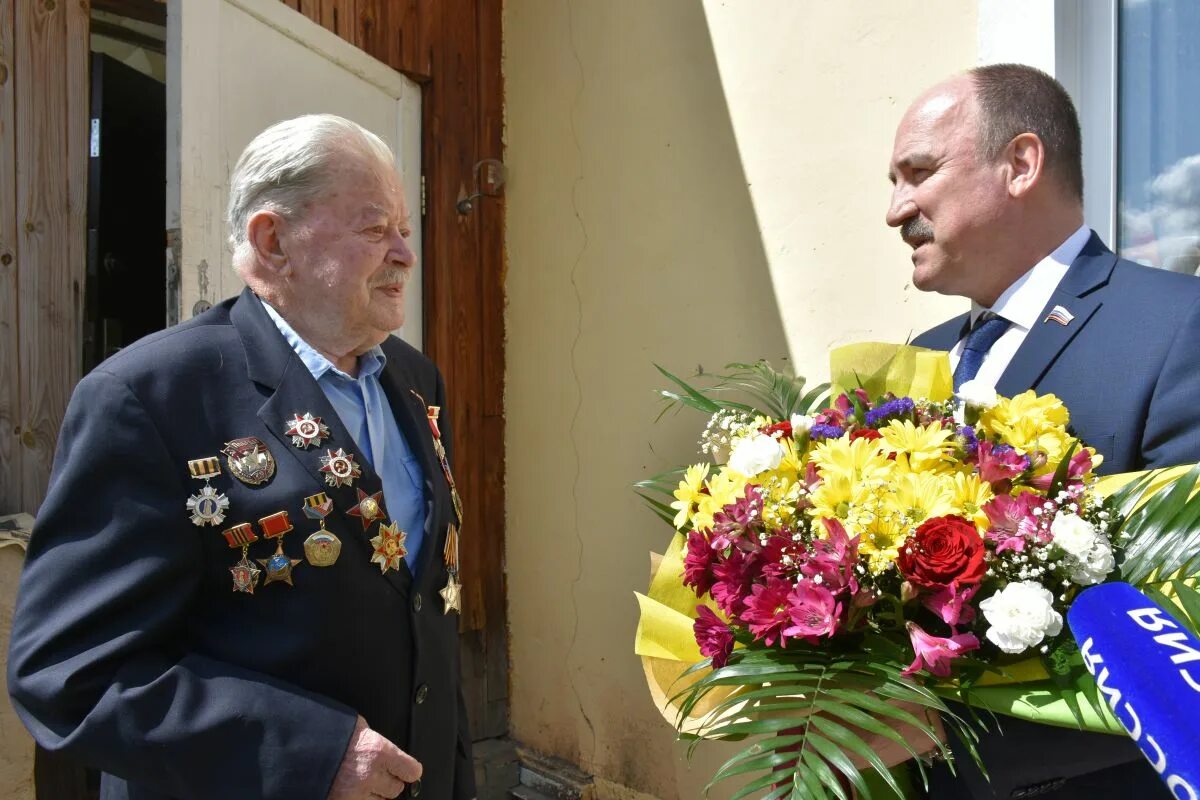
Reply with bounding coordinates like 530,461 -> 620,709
370,268 -> 408,288
901,217 -> 934,245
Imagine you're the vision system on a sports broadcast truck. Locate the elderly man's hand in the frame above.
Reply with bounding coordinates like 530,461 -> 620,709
328,716 -> 423,800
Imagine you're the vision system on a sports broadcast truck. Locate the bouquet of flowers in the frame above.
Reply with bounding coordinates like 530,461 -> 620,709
634,347 -> 1200,799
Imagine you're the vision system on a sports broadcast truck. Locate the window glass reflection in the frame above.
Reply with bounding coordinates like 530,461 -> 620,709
1118,0 -> 1200,275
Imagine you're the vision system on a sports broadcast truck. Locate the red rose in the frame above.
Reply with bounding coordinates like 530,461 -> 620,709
849,428 -> 883,442
760,421 -> 794,439
897,515 -> 986,589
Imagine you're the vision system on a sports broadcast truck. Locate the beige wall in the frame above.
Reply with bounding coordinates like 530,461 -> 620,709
503,2 -> 975,797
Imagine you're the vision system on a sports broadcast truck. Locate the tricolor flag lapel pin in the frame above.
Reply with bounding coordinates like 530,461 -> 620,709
1044,305 -> 1075,326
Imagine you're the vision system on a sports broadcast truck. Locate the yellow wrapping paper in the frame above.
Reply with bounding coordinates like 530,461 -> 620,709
635,346 -> 1197,737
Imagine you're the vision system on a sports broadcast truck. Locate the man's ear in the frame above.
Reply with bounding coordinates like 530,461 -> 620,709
246,209 -> 292,276
1005,132 -> 1045,200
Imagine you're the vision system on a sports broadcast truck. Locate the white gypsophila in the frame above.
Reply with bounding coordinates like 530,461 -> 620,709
956,379 -> 999,410
1050,513 -> 1102,560
728,433 -> 784,476
790,414 -> 815,434
979,581 -> 1064,654
1068,538 -> 1116,586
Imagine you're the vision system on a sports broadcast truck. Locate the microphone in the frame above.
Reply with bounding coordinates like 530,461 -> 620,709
1067,582 -> 1200,799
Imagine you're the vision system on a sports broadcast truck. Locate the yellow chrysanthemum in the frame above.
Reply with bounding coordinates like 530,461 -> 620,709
979,390 -> 1074,467
880,419 -> 956,473
694,469 -> 743,531
882,471 -> 956,528
810,436 -> 891,483
809,473 -> 876,529
859,515 -> 911,574
948,471 -> 994,531
775,437 -> 804,482
670,463 -> 710,529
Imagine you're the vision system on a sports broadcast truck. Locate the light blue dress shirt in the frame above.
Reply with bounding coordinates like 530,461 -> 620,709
262,300 -> 426,570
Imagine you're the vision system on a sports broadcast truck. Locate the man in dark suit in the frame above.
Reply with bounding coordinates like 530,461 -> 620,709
889,64 -> 1200,798
7,115 -> 474,800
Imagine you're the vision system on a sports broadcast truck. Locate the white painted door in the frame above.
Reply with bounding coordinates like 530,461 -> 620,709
166,0 -> 424,348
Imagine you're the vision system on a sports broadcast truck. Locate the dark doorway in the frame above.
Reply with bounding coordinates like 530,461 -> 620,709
84,52 -> 166,373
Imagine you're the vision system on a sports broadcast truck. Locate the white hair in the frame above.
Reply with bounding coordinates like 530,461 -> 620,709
227,114 -> 396,268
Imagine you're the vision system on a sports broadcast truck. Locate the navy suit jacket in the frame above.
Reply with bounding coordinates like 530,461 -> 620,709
915,233 -> 1200,797
7,290 -> 474,800
914,232 -> 1200,475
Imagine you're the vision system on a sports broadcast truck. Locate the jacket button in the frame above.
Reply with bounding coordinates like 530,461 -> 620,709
409,778 -> 421,797
415,684 -> 429,704
412,593 -> 423,612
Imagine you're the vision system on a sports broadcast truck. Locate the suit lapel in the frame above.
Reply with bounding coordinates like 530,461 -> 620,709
378,352 -> 446,586
230,289 -> 414,595
996,232 -> 1117,397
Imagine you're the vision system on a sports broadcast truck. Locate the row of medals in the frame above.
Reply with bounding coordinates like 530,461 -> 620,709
184,410 -> 459,612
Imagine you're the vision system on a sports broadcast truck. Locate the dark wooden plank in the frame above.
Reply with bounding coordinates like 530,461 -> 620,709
91,0 -> 166,27
477,0 -> 507,729
0,0 -> 21,515
34,747 -> 92,800
359,0 -> 430,81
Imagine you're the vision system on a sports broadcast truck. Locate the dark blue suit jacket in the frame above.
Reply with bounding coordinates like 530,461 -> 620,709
915,232 -> 1200,475
7,290 -> 474,800
915,233 -> 1200,798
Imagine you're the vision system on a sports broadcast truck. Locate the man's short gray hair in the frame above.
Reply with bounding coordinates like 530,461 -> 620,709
227,114 -> 396,266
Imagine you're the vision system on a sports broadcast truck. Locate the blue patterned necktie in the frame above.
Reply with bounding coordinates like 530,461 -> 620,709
953,313 -> 1011,391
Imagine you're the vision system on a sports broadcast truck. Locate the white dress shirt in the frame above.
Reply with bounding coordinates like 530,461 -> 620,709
948,224 -> 1092,389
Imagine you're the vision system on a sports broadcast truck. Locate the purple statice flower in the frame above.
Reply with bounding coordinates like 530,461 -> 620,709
864,397 -> 916,427
809,424 -> 845,441
957,426 -> 980,459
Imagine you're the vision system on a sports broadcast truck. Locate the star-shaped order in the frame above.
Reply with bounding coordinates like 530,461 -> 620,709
186,484 -> 229,527
319,448 -> 362,488
258,551 -> 303,587
230,556 -> 261,594
285,412 -> 330,449
370,522 -> 408,574
346,488 -> 387,531
439,574 -> 463,615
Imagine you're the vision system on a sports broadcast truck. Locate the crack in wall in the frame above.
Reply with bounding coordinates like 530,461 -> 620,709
562,0 -> 598,773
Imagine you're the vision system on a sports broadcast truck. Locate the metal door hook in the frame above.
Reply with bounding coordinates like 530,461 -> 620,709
456,158 -> 507,215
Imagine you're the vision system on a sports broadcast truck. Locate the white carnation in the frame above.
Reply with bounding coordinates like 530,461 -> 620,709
1068,539 -> 1116,586
728,433 -> 784,476
980,581 -> 1063,654
1051,513 -> 1116,586
790,414 -> 815,434
956,379 -> 999,410
1050,513 -> 1100,559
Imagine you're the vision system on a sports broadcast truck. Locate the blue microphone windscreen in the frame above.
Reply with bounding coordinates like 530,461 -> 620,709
1068,581 -> 1200,797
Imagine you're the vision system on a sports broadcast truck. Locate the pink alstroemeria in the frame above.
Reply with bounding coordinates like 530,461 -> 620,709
798,518 -> 861,594
782,581 -> 842,642
976,441 -> 1030,488
901,623 -> 980,678
922,582 -> 978,628
710,486 -> 765,551
740,577 -> 794,647
983,493 -> 1042,553
1028,449 -> 1096,491
694,605 -> 735,668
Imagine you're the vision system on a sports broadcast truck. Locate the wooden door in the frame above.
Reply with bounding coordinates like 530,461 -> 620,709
166,0 -> 424,347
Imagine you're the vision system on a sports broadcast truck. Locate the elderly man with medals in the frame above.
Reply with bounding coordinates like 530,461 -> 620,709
6,115 -> 473,800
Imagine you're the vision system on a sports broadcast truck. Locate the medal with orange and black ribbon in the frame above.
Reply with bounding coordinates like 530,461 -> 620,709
412,391 -> 464,614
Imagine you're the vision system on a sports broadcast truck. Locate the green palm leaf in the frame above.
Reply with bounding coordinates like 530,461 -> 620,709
1110,463 -> 1200,584
670,642 -> 970,798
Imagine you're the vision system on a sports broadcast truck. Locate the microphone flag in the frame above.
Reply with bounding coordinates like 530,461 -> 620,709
1068,582 -> 1200,798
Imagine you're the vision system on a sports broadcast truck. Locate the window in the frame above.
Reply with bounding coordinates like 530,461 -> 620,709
1115,0 -> 1200,274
